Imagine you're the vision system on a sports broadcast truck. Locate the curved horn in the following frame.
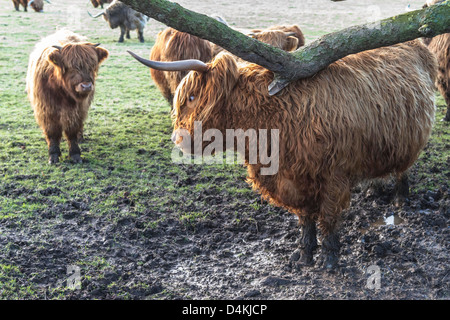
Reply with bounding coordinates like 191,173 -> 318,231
52,45 -> 62,51
28,0 -> 34,5
45,0 -> 52,3
127,51 -> 209,73
88,10 -> 105,18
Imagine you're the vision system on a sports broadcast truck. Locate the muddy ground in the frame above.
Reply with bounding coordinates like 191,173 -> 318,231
0,0 -> 448,301
1,153 -> 448,300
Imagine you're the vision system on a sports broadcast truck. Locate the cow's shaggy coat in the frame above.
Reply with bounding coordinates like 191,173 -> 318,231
12,0 -> 27,11
423,0 -> 450,121
171,40 -> 437,268
26,30 -> 109,164
150,28 -> 214,105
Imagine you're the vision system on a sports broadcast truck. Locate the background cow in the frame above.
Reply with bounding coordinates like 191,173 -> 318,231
149,27 -> 215,105
423,0 -> 450,121
249,25 -> 305,50
12,0 -> 28,11
28,0 -> 51,13
26,30 -> 109,164
90,0 -> 112,9
89,0 -> 149,43
129,39 -> 437,269
150,23 -> 305,106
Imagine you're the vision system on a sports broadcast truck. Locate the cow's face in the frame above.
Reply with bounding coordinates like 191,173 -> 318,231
171,52 -> 239,154
47,43 -> 108,99
29,0 -> 44,12
250,30 -> 299,52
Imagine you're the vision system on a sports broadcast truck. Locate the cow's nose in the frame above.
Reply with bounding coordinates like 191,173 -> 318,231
81,82 -> 93,91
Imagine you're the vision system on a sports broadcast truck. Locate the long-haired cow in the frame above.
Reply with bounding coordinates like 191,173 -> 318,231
423,0 -> 450,121
129,39 -> 437,268
249,25 -> 305,50
12,0 -> 28,11
149,23 -> 305,106
90,0 -> 112,9
148,27 -> 215,105
28,0 -> 51,12
89,0 -> 148,43
27,30 -> 109,164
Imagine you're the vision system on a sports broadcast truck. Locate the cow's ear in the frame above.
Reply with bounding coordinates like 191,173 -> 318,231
284,36 -> 299,52
95,46 -> 109,64
47,49 -> 63,68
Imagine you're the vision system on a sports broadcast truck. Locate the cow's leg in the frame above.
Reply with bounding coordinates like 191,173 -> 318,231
443,90 -> 450,122
126,29 -> 131,39
64,126 -> 83,164
297,215 -> 318,265
138,29 -> 144,43
317,174 -> 351,269
14,1 -> 20,11
44,125 -> 62,164
394,171 -> 409,207
118,25 -> 126,42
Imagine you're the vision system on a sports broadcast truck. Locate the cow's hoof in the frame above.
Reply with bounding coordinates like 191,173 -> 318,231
394,195 -> 407,207
70,154 -> 83,164
48,154 -> 59,164
318,252 -> 339,270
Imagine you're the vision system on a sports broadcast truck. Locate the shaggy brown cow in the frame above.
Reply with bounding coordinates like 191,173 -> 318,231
249,25 -> 305,50
12,0 -> 27,11
150,24 -> 305,106
90,0 -> 112,9
129,39 -> 437,269
423,0 -> 450,121
28,0 -> 51,12
26,30 -> 109,164
149,28 -> 215,105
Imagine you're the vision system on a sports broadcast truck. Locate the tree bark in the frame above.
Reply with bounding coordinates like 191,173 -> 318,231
121,0 -> 450,94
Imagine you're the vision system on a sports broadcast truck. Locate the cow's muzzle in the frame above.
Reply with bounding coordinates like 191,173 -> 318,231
75,82 -> 93,93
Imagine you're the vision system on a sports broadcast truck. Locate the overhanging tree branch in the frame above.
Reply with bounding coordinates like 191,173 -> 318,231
120,0 -> 450,94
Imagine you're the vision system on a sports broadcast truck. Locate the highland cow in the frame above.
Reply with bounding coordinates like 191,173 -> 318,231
90,0 -> 112,9
26,30 -> 109,164
12,0 -> 27,11
150,23 -> 305,106
149,27 -> 215,105
128,39 -> 437,268
249,25 -> 305,50
89,0 -> 148,43
423,0 -> 450,121
28,0 -> 51,13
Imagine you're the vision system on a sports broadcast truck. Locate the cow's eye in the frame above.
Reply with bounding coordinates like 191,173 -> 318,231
189,95 -> 195,102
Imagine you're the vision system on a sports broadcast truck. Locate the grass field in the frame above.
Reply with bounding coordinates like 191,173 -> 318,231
0,0 -> 448,300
